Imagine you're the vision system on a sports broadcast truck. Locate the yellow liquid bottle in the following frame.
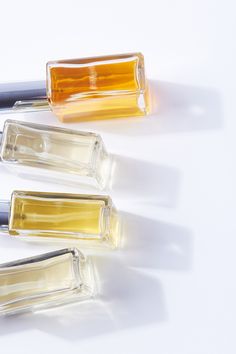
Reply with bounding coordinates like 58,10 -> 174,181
0,191 -> 119,248
0,248 -> 95,315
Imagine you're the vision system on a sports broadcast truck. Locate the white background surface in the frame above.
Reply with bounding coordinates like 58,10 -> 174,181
0,0 -> 235,353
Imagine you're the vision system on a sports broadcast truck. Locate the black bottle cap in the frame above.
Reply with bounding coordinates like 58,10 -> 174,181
0,81 -> 47,110
0,201 -> 10,230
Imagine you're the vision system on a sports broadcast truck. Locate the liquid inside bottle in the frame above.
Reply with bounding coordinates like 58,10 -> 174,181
0,120 -> 110,189
0,248 -> 94,315
9,191 -> 119,248
47,53 -> 149,122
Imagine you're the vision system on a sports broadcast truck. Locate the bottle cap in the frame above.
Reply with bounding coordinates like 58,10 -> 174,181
0,201 -> 10,230
0,81 -> 48,112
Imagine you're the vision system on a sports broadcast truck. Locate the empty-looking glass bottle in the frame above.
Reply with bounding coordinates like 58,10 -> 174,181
0,119 -> 111,189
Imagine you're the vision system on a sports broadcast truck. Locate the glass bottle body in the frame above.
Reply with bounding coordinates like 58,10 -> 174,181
8,191 -> 119,249
0,248 -> 95,315
0,120 -> 111,189
47,52 -> 149,122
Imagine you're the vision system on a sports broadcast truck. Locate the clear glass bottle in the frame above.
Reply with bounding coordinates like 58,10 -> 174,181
0,191 -> 119,249
0,53 -> 149,122
0,119 -> 111,189
0,248 -> 95,315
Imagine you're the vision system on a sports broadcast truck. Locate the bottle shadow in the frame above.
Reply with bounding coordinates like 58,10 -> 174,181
0,258 -> 166,340
121,212 -> 193,270
0,213 -> 193,340
111,154 -> 181,207
73,80 -> 223,135
0,153 -> 181,205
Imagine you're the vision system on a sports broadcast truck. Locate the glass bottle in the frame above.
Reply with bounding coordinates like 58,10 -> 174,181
0,119 -> 111,189
0,191 -> 119,249
0,248 -> 95,315
0,53 -> 149,122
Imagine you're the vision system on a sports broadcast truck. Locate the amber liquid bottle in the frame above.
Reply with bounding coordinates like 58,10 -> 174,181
0,53 -> 149,122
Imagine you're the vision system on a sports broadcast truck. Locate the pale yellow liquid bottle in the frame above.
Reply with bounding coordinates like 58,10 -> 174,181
0,248 -> 95,315
0,191 -> 119,248
0,119 -> 111,189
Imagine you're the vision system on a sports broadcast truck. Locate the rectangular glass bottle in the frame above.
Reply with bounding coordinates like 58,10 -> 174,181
0,248 -> 95,315
0,119 -> 111,189
47,52 -> 149,122
3,191 -> 119,249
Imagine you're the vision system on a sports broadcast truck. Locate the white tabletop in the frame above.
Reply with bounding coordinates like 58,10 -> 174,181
0,0 -> 235,353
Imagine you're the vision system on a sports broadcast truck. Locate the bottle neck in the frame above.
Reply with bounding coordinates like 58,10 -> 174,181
0,81 -> 50,113
0,201 -> 10,230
